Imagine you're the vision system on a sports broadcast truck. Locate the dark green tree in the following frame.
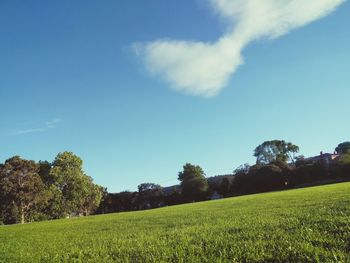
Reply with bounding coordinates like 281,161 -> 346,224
231,164 -> 285,195
38,160 -> 53,185
0,156 -> 48,224
335,142 -> 350,155
178,163 -> 208,202
137,183 -> 163,209
218,177 -> 231,197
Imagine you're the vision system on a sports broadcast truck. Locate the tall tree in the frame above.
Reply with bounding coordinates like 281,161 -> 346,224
49,152 -> 93,216
178,163 -> 208,202
37,160 -> 65,219
0,156 -> 48,224
81,176 -> 104,215
254,140 -> 299,165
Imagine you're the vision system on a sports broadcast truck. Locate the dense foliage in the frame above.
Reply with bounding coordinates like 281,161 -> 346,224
335,142 -> 350,155
0,152 -> 103,225
178,163 -> 209,202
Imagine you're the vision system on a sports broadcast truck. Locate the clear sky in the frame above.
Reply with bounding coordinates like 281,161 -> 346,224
1,0 -> 349,192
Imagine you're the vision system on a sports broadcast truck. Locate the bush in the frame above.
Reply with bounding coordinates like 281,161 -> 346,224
289,163 -> 329,186
231,164 -> 286,195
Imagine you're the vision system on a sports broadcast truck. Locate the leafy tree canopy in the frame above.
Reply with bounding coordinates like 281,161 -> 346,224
233,163 -> 250,175
335,142 -> 350,155
254,140 -> 299,165
49,151 -> 102,217
0,156 -> 48,224
138,183 -> 162,193
178,163 -> 208,202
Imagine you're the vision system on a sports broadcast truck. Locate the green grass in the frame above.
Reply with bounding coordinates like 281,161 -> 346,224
1,183 -> 350,262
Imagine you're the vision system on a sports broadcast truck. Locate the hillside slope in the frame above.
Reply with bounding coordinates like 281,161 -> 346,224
1,183 -> 350,262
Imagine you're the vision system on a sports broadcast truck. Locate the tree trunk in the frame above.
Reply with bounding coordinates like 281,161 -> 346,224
20,206 -> 25,224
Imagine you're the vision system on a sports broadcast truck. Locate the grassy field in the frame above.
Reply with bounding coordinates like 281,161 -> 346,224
1,183 -> 350,262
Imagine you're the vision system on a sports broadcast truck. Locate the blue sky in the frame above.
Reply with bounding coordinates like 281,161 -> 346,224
1,0 -> 349,192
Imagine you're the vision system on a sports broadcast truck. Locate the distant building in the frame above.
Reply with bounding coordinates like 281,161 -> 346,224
304,151 -> 340,167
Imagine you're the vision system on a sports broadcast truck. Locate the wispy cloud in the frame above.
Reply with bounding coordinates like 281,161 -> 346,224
46,118 -> 61,129
134,0 -> 345,97
14,118 -> 61,135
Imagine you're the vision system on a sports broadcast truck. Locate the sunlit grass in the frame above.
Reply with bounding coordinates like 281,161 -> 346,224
1,182 -> 350,262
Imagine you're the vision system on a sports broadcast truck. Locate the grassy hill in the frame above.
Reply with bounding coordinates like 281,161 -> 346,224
1,183 -> 350,262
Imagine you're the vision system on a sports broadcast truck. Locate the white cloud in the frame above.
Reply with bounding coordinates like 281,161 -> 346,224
134,0 -> 345,97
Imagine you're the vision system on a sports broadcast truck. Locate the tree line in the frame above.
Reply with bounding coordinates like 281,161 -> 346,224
0,152 -> 104,225
1,140 -> 350,225
97,140 -> 350,214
